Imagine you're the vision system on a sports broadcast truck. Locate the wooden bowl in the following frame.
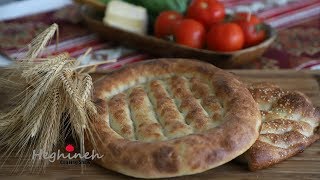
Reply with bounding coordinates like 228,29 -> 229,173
80,4 -> 276,68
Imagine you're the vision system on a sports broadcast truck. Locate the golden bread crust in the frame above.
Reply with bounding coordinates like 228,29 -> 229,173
245,82 -> 320,170
87,59 -> 261,178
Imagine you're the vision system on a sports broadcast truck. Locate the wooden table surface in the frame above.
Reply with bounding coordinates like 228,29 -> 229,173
1,70 -> 320,179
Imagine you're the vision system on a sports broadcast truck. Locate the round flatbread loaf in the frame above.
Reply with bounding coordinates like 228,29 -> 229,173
87,59 -> 261,178
244,82 -> 320,170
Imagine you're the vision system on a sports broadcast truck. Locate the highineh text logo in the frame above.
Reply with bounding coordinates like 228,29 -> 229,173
32,144 -> 104,165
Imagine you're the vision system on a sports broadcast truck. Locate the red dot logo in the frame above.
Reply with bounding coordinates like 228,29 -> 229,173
65,144 -> 74,153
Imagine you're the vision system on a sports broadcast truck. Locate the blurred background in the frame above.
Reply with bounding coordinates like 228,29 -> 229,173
0,0 -> 319,69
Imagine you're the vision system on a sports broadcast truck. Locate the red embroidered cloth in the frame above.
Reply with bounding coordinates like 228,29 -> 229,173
0,0 -> 319,70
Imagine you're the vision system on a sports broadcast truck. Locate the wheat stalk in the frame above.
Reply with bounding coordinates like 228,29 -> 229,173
25,23 -> 58,60
0,24 -> 101,172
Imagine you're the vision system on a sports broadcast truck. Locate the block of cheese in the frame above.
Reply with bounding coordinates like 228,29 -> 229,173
103,0 -> 148,35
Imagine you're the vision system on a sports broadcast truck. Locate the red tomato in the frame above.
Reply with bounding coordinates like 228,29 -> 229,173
186,0 -> 225,29
174,19 -> 206,49
234,12 -> 266,47
207,22 -> 244,52
154,11 -> 183,38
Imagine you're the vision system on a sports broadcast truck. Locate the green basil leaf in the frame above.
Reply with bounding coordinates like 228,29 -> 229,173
124,0 -> 189,15
99,0 -> 113,4
99,0 -> 190,16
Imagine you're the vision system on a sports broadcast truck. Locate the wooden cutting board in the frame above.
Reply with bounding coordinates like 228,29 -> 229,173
1,70 -> 320,179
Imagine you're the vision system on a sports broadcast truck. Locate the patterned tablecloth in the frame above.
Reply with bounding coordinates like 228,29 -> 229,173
0,0 -> 319,70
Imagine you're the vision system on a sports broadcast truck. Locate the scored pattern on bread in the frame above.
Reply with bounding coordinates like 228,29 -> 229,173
246,82 -> 320,170
106,76 -> 224,142
89,59 -> 261,178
